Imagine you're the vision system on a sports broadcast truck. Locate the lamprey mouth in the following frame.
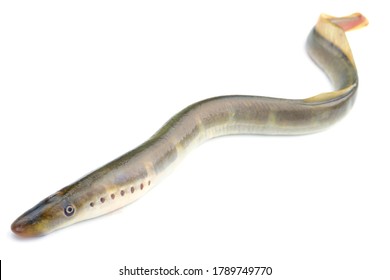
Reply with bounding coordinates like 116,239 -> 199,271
11,215 -> 41,238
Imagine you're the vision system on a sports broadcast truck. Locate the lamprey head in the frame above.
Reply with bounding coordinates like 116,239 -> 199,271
11,186 -> 80,237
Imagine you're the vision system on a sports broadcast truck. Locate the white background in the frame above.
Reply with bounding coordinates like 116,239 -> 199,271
0,1 -> 388,279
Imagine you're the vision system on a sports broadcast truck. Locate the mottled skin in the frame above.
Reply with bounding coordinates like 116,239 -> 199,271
11,13 -> 368,237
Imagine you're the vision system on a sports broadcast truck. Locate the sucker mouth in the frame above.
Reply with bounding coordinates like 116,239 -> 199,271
11,217 -> 33,237
11,207 -> 48,238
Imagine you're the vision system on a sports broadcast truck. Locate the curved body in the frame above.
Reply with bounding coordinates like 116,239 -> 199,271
11,13 -> 368,237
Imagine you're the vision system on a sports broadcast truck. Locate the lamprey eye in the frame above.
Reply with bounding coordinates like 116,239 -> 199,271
64,205 -> 75,217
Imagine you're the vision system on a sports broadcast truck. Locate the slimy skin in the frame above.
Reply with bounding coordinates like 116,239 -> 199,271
11,13 -> 368,237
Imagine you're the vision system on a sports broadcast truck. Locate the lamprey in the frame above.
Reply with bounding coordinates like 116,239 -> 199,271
12,13 -> 368,237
